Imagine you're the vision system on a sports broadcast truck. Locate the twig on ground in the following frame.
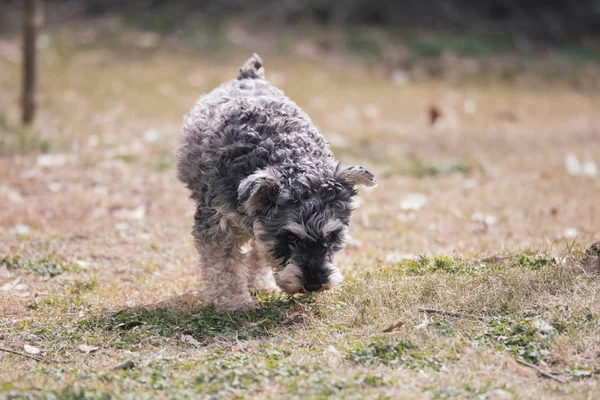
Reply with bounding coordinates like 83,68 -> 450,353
418,307 -> 487,322
0,346 -> 43,362
516,359 -> 566,384
382,320 -> 404,333
112,359 -> 136,370
480,255 -> 511,263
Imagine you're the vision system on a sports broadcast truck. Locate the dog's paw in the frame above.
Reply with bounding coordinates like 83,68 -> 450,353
213,296 -> 259,313
249,286 -> 280,296
248,279 -> 280,295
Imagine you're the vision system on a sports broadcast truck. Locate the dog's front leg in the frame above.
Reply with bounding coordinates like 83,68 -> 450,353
193,210 -> 257,312
196,242 -> 257,312
247,239 -> 279,295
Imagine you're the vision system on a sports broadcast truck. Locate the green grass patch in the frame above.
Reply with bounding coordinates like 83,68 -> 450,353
195,349 -> 390,398
346,339 -> 452,371
515,253 -> 553,270
1,350 -> 391,399
477,315 -> 560,364
1,255 -> 79,277
409,35 -> 503,58
68,277 -> 98,295
81,294 -> 315,346
386,255 -> 485,276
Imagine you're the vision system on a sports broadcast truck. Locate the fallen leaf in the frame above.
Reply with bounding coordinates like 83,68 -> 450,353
587,241 -> 600,257
382,320 -> 404,333
0,278 -> 21,292
114,321 -> 145,330
480,255 -> 510,264
181,334 -> 201,348
23,344 -> 40,355
78,345 -> 100,354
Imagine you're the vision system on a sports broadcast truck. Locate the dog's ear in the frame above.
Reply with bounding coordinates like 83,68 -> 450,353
337,165 -> 377,188
238,168 -> 280,212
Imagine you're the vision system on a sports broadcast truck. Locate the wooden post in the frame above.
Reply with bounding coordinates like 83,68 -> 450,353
22,0 -> 43,125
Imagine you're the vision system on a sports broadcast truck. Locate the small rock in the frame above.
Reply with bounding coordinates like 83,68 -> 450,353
400,194 -> 428,211
47,183 -> 63,192
143,129 -> 160,143
385,253 -> 416,263
565,153 -> 597,177
15,224 -> 31,235
78,345 -> 100,354
471,211 -> 497,225
23,344 -> 40,355
490,389 -> 514,399
325,345 -> 340,356
0,185 -> 23,203
37,154 -> 75,167
112,359 -> 136,370
565,153 -> 581,176
74,260 -> 92,269
582,161 -> 597,178
113,206 -> 146,220
563,228 -> 578,239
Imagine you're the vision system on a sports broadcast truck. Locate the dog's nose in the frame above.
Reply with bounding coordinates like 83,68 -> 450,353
304,283 -> 322,292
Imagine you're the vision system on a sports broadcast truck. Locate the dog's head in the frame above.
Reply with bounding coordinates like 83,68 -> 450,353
238,164 -> 376,293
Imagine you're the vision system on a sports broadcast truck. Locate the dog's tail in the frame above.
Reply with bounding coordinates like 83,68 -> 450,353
237,53 -> 264,80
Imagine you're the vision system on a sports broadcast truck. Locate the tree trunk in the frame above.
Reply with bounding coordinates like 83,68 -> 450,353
22,0 -> 43,125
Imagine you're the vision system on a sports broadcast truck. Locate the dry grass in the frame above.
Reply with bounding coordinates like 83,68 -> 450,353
1,22 -> 600,399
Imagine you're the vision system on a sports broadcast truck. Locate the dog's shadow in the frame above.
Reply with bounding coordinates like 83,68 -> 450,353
82,292 -> 315,347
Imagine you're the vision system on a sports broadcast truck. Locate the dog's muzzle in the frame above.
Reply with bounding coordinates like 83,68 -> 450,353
274,263 -> 343,294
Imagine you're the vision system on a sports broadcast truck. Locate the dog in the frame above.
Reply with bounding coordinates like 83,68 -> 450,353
176,54 -> 376,312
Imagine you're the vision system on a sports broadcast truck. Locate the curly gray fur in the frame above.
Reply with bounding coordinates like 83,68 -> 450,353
176,54 -> 375,312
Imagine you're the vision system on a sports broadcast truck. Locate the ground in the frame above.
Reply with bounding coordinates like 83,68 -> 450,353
1,20 -> 600,399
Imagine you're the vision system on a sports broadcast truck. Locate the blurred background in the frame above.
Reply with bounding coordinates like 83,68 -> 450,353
0,0 -> 599,267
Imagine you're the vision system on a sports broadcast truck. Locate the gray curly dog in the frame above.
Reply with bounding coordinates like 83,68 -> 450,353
176,54 -> 376,312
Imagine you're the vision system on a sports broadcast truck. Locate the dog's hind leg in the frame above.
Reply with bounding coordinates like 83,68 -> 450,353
247,239 -> 278,295
193,207 -> 256,312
